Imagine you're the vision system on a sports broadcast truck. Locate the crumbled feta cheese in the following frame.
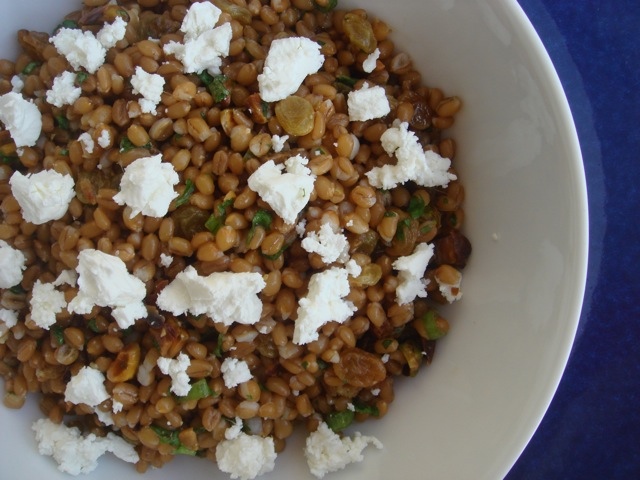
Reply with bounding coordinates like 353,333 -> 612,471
67,249 -> 147,330
32,418 -> 139,476
0,240 -> 26,288
64,366 -> 110,407
112,400 -> 123,414
347,84 -> 390,122
180,1 -> 221,41
30,280 -> 67,330
163,3 -> 231,74
50,28 -> 106,74
304,422 -> 383,478
156,266 -> 265,326
94,407 -> 114,427
113,154 -> 179,218
0,308 -> 18,340
97,17 -> 127,49
344,259 -> 362,277
225,417 -> 244,440
258,37 -> 324,102
436,270 -> 463,303
46,71 -> 82,108
247,154 -> 315,225
53,269 -> 78,287
78,132 -> 95,154
216,431 -> 277,480
97,129 -> 111,148
9,169 -> 75,224
0,92 -> 42,147
301,222 -> 350,264
295,218 -> 307,238
159,253 -> 173,267
220,357 -> 252,389
392,242 -> 434,305
271,134 -> 288,153
130,66 -> 165,114
381,353 -> 389,363
157,352 -> 191,396
370,388 -> 380,396
293,267 -> 356,345
366,121 -> 457,189
10,75 -> 24,93
362,48 -> 380,73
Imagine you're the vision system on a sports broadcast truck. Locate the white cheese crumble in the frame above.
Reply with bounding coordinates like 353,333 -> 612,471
64,366 -> 110,407
78,131 -> 95,154
220,357 -> 252,389
293,267 -> 356,345
366,121 -> 456,189
0,240 -> 26,289
159,253 -> 173,267
224,417 -> 244,440
97,129 -> 111,149
156,352 -> 191,396
10,75 -> 24,93
247,154 -> 316,225
258,37 -> 324,102
347,84 -> 390,122
50,28 -> 106,74
32,418 -> 139,476
130,66 -> 165,115
271,134 -> 288,153
436,271 -> 463,303
163,2 -> 231,74
216,431 -> 277,480
67,249 -> 147,330
46,71 -> 82,108
392,242 -> 434,305
0,92 -> 42,147
304,422 -> 383,478
112,154 -> 179,218
97,16 -> 127,49
30,280 -> 67,330
156,266 -> 266,326
0,308 -> 18,341
301,222 -> 350,264
53,269 -> 78,287
9,169 -> 75,224
362,48 -> 380,73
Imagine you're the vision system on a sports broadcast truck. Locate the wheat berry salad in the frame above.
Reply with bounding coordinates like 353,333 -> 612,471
0,0 -> 471,478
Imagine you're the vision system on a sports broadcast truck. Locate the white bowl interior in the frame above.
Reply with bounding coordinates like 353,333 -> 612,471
0,1 -> 588,479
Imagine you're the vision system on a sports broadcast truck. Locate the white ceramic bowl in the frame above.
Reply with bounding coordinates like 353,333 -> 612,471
0,1 -> 588,479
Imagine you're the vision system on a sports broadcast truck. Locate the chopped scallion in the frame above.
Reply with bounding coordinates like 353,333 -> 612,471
174,179 -> 195,208
325,410 -> 355,432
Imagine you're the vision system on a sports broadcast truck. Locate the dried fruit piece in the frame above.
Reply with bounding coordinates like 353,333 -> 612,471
342,13 -> 377,54
333,347 -> 386,388
275,96 -> 315,136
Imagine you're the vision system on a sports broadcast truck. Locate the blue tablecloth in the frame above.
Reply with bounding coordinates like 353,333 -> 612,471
508,1 -> 640,479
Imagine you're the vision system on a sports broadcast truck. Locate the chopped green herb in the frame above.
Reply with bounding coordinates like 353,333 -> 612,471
352,399 -> 380,417
213,334 -> 224,358
179,379 -> 215,402
53,19 -> 79,33
317,359 -> 328,370
301,361 -> 309,370
55,115 -> 70,130
336,75 -> 357,88
75,71 -> 89,85
325,410 -> 355,432
395,217 -> 412,241
247,210 -> 272,244
150,425 -> 197,456
260,100 -> 270,119
205,198 -> 234,234
174,179 -> 195,208
383,210 -> 397,218
21,61 -> 40,75
197,71 -> 229,103
115,8 -> 128,18
9,284 -> 26,295
119,136 -> 151,152
381,338 -> 393,349
313,0 -> 338,13
51,326 -> 65,346
87,318 -> 100,333
261,245 -> 288,261
408,195 -> 426,219
0,154 -> 20,169
59,149 -> 69,156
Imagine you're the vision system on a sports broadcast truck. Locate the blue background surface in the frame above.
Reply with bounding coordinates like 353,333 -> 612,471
508,1 -> 640,479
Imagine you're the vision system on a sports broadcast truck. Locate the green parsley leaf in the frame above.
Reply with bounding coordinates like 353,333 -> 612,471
213,334 -> 224,358
53,19 -> 79,34
314,0 -> 338,14
325,410 -> 354,432
75,71 -> 89,85
51,326 -> 65,346
174,179 -> 195,208
87,318 -> 100,333
1,154 -> 20,169
352,399 -> 380,417
178,378 -> 216,402
247,210 -> 272,244
55,115 -> 70,130
150,425 -> 197,456
21,61 -> 40,75
197,71 -> 229,103
9,284 -> 26,295
205,198 -> 234,234
336,75 -> 357,88
408,195 -> 426,219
